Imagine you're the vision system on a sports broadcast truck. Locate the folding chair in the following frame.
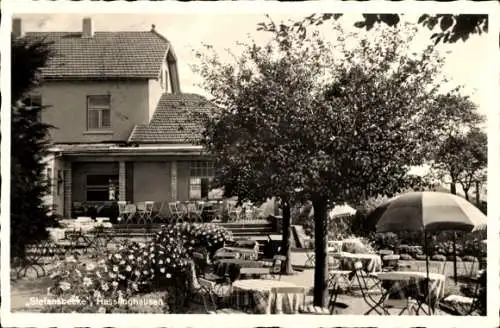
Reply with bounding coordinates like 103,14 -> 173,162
270,255 -> 287,280
168,202 -> 186,224
117,201 -> 127,222
227,201 -> 242,222
123,204 -> 137,224
187,202 -> 204,223
351,261 -> 388,315
198,277 -> 245,314
304,251 -> 316,268
136,201 -> 154,225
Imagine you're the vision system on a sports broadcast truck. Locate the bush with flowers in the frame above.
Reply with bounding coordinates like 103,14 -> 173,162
157,222 -> 234,258
45,235 -> 193,313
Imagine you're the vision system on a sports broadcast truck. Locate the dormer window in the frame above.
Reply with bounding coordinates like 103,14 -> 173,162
87,95 -> 111,130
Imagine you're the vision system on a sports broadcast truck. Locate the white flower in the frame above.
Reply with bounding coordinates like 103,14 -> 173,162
166,273 -> 171,279
132,282 -> 139,291
96,271 -> 102,278
143,270 -> 148,275
75,269 -> 82,277
119,260 -> 126,265
134,270 -> 141,276
98,306 -> 106,313
113,265 -> 119,272
128,254 -> 134,260
166,258 -> 171,263
101,283 -> 109,291
159,259 -> 163,265
83,277 -> 93,287
118,274 -> 126,280
160,267 -> 165,273
114,253 -> 122,259
112,281 -> 119,287
59,281 -> 71,291
93,290 -> 102,299
142,260 -> 147,264
126,265 -> 132,272
86,263 -> 96,271
109,272 -> 116,279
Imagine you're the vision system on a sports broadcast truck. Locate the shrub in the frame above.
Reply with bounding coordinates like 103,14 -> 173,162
372,233 -> 399,251
415,254 -> 427,261
157,223 -> 234,258
341,237 -> 376,254
400,254 -> 413,260
46,236 -> 192,313
462,255 -> 477,262
431,254 -> 446,262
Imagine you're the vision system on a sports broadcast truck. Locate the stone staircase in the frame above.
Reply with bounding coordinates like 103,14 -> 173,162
102,220 -> 276,248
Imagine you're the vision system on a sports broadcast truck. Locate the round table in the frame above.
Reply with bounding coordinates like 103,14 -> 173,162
372,271 -> 446,313
338,252 -> 382,273
231,279 -> 305,314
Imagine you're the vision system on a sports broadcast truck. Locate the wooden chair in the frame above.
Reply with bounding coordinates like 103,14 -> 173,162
187,202 -> 204,223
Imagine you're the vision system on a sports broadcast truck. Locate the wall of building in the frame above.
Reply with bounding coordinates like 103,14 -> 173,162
177,161 -> 190,201
38,80 -> 150,143
132,161 -> 171,202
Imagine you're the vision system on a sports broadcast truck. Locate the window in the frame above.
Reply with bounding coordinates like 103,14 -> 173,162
85,174 -> 118,201
189,161 -> 214,200
24,95 -> 42,120
87,95 -> 111,130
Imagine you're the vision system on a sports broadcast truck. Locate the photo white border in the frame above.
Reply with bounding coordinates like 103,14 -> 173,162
1,1 -> 499,327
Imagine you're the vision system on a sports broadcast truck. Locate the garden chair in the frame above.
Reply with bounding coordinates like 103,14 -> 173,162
150,201 -> 166,223
269,255 -> 287,280
226,201 -> 242,222
136,201 -> 154,225
187,202 -> 204,223
351,261 -> 388,315
168,202 -> 186,224
117,201 -> 127,221
198,277 -> 245,314
123,204 -> 137,224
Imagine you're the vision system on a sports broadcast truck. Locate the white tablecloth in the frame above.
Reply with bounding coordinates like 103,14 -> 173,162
231,279 -> 305,314
373,271 -> 446,302
339,252 -> 382,273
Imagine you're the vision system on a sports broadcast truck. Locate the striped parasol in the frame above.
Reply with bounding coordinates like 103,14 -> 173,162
374,192 -> 486,233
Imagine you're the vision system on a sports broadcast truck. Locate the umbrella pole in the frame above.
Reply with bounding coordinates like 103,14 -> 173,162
453,232 -> 457,284
424,230 -> 430,315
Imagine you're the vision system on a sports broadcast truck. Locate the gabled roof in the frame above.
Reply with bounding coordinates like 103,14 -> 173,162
24,31 -> 170,80
128,93 -> 214,144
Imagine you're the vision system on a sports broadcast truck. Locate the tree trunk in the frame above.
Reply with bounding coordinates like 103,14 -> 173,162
475,180 -> 480,206
463,189 -> 469,201
281,200 -> 294,274
450,180 -> 457,195
312,196 -> 329,307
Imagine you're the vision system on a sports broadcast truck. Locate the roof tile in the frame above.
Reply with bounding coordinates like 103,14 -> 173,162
128,93 -> 214,144
24,31 -> 169,79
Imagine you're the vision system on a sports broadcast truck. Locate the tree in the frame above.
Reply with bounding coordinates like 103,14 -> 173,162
11,35 -> 54,259
193,18 -> 463,306
303,13 -> 488,45
432,128 -> 487,200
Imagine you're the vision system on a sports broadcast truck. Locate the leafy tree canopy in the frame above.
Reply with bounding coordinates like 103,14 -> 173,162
302,13 -> 488,45
11,35 -> 54,259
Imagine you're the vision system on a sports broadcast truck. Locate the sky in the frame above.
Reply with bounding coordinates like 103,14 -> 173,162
15,13 -> 490,119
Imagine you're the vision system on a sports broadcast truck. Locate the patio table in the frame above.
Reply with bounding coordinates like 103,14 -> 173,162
339,252 -> 382,273
213,259 -> 266,282
371,271 -> 446,315
230,279 -> 305,314
214,247 -> 258,261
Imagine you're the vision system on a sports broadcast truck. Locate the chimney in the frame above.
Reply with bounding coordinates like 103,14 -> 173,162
82,17 -> 93,38
12,18 -> 23,38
